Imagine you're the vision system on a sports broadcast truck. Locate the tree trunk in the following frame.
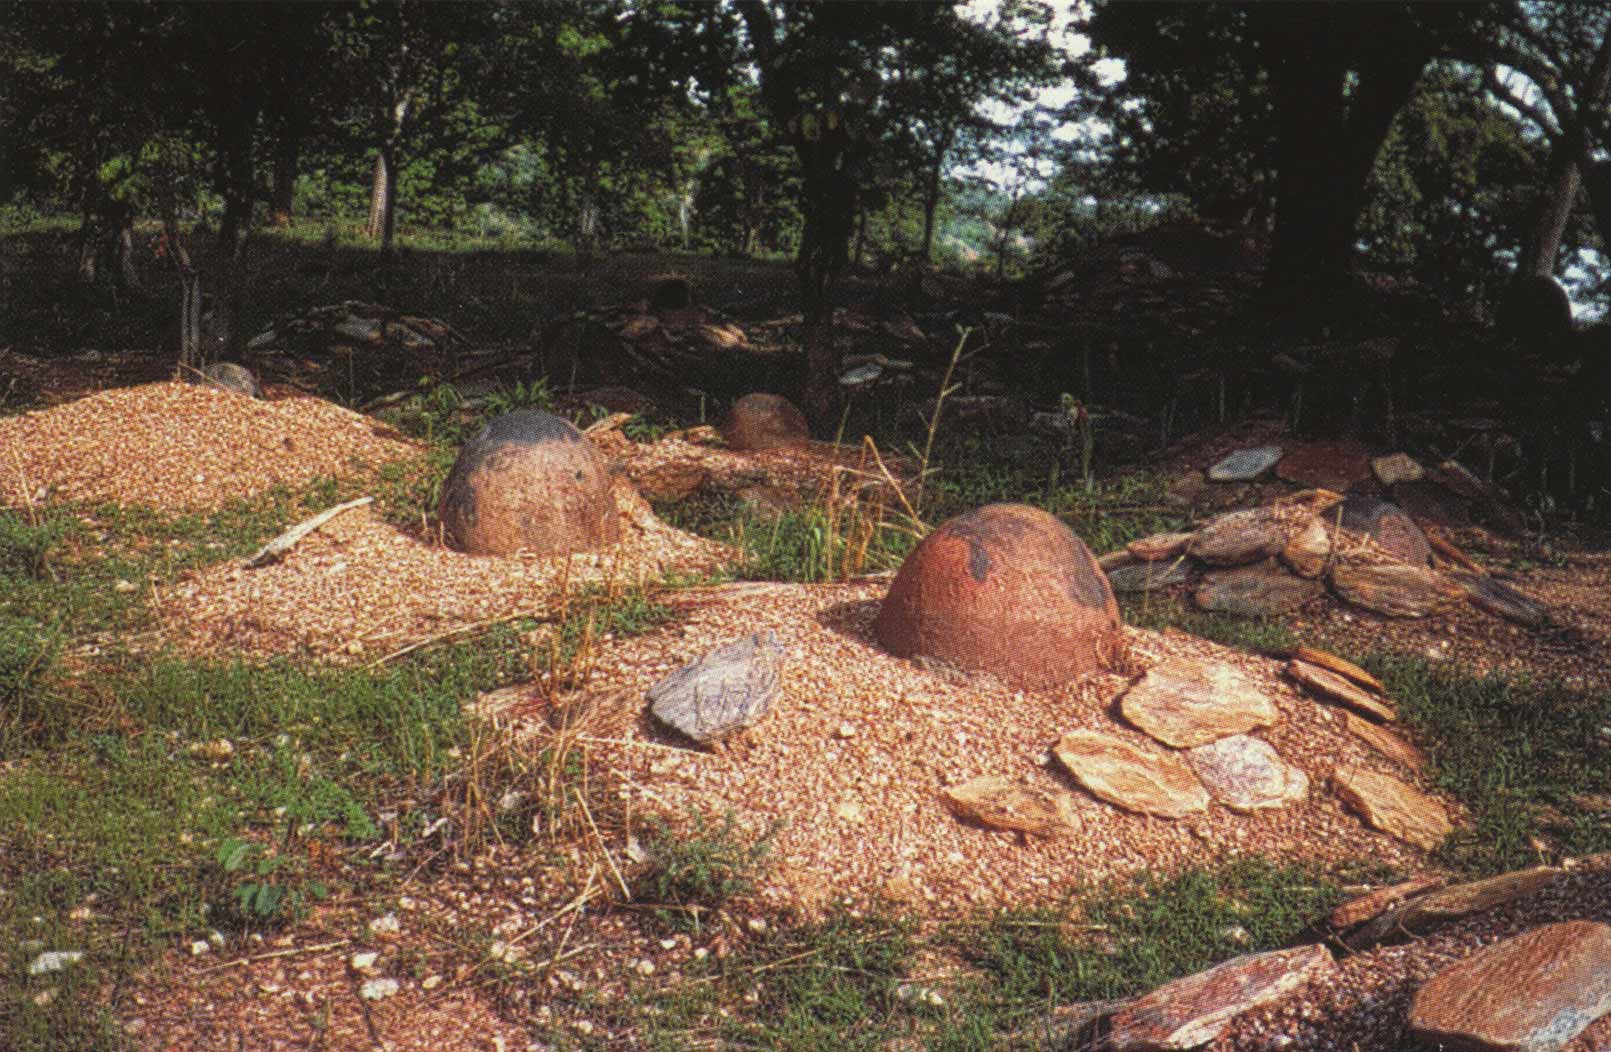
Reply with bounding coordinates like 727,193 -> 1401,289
1256,9 -> 1433,306
76,208 -> 98,285
794,160 -> 858,430
270,131 -> 300,227
379,143 -> 399,256
366,152 -> 387,239
1516,25 -> 1611,278
919,127 -> 953,263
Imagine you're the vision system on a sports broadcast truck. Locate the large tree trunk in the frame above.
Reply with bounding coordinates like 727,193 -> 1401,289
1256,9 -> 1433,305
213,97 -> 261,358
794,159 -> 858,429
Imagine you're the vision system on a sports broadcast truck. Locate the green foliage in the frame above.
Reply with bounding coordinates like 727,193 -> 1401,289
1368,654 -> 1611,874
636,811 -> 774,928
214,837 -> 327,929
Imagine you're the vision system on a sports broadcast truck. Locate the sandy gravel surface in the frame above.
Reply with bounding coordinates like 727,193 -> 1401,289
490,579 -> 1447,917
0,381 -> 418,511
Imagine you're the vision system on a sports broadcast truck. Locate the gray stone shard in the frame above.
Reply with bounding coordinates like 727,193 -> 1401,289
649,632 -> 787,743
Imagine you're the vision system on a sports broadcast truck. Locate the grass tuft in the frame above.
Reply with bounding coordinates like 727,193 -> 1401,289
1368,654 -> 1611,874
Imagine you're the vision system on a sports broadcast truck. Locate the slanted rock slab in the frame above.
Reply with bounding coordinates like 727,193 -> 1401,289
1195,561 -> 1324,617
1399,867 -> 1561,932
1344,713 -> 1424,770
1455,572 -> 1549,627
1128,532 -> 1195,562
1108,944 -> 1336,1051
1187,735 -> 1309,812
1330,559 -> 1465,618
648,632 -> 787,743
1328,875 -> 1446,930
1119,657 -> 1280,749
1291,646 -> 1384,693
1336,496 -> 1434,566
1287,660 -> 1396,722
1053,730 -> 1209,819
1207,445 -> 1283,482
940,775 -> 1074,838
1410,920 -> 1611,1052
1188,510 -> 1288,566
1333,765 -> 1452,850
1109,558 -> 1196,594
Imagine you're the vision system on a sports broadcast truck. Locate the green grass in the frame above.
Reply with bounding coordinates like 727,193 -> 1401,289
949,859 -> 1341,1026
1367,654 -> 1611,874
1119,593 -> 1298,656
634,811 -> 776,931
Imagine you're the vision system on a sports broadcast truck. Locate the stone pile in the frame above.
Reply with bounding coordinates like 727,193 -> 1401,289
1105,460 -> 1549,625
243,301 -> 466,398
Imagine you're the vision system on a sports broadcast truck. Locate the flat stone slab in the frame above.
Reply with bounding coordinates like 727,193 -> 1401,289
1333,765 -> 1452,850
1120,657 -> 1280,748
1455,572 -> 1548,627
1195,561 -> 1324,617
1207,445 -> 1283,482
1330,560 -> 1465,618
1053,730 -> 1209,819
1275,440 -> 1373,492
1108,944 -> 1336,1051
1188,510 -> 1288,566
1128,532 -> 1195,562
1372,452 -> 1424,487
1329,875 -> 1446,930
1188,734 -> 1309,812
1410,920 -> 1611,1052
648,632 -> 787,743
1108,558 -> 1196,594
940,775 -> 1074,838
1287,660 -> 1396,722
1345,713 -> 1424,770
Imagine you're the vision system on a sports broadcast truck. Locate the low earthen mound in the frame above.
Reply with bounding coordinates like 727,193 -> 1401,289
437,409 -> 620,557
0,381 -> 417,512
720,393 -> 811,451
875,503 -> 1123,687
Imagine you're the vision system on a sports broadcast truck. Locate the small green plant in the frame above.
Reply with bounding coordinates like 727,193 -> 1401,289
215,836 -> 327,928
636,810 -> 775,928
483,377 -> 554,417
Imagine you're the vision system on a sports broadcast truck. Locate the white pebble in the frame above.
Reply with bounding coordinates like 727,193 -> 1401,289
358,978 -> 399,1001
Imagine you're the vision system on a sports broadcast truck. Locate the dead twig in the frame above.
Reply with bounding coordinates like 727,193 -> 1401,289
192,938 -> 350,975
364,609 -> 555,669
244,496 -> 373,568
